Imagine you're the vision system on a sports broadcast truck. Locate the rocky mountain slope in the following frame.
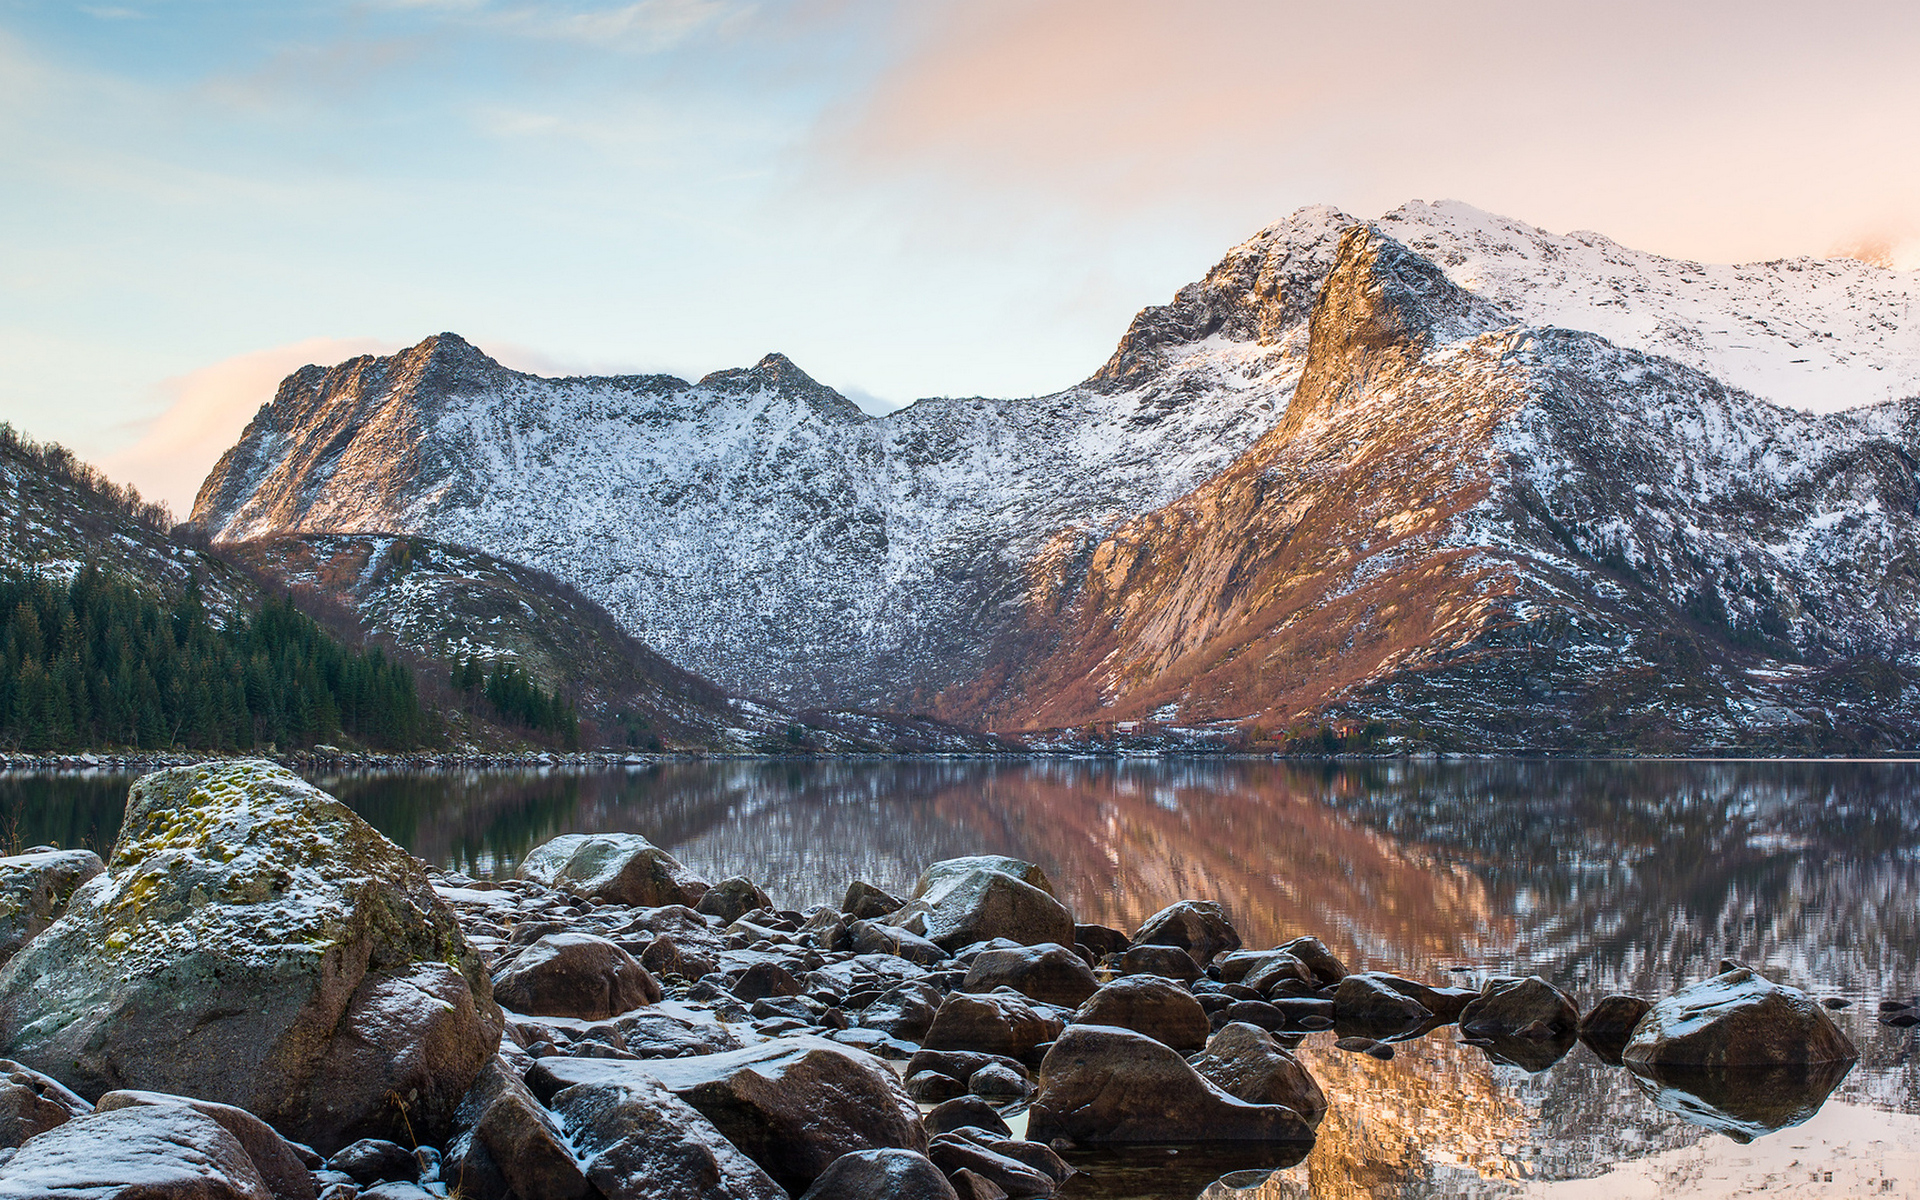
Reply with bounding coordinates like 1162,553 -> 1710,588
192,202 -> 1920,750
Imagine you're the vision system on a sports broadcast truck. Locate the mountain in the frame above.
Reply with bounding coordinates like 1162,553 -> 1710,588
191,202 -> 1920,751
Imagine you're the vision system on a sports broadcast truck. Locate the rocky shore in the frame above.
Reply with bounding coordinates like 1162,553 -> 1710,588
0,761 -> 1868,1199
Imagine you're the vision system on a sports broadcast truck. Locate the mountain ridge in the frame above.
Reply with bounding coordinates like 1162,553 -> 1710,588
190,201 -> 1920,750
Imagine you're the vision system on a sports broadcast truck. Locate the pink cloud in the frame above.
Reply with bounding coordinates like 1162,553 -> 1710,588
102,336 -> 398,517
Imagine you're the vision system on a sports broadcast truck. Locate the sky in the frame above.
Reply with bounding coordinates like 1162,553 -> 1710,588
3,0 -> 1919,514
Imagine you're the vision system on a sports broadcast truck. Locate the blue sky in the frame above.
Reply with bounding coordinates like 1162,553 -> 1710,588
4,0 -> 1917,511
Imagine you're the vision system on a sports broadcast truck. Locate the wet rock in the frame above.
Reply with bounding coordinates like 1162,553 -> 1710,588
1332,974 -> 1433,1034
842,882 -> 906,922
967,1063 -> 1032,1100
0,849 -> 104,966
1277,937 -> 1349,986
1242,953 -> 1315,995
1623,967 -> 1858,1068
0,761 -> 502,1155
926,1135 -> 1054,1199
1623,1057 -> 1855,1142
1027,1025 -> 1313,1144
0,1102 -> 272,1200
904,1071 -> 966,1103
535,1037 -> 926,1196
922,992 -> 1062,1059
798,1148 -> 958,1200
1114,945 -> 1200,983
883,864 -> 1074,954
1188,1023 -> 1327,1123
1073,924 -> 1130,961
446,1057 -> 589,1200
1354,973 -> 1474,1022
696,877 -> 772,924
1459,976 -> 1579,1038
98,1091 -> 316,1200
962,944 -> 1098,1007
329,1140 -> 416,1186
542,1070 -> 784,1200
1074,976 -> 1210,1052
948,1169 -> 1008,1200
0,1059 -> 89,1149
849,919 -> 949,966
492,933 -> 661,1020
924,1098 -> 1011,1139
1129,901 -> 1240,968
1578,994 -> 1653,1064
518,834 -> 709,909
1332,1036 -> 1394,1060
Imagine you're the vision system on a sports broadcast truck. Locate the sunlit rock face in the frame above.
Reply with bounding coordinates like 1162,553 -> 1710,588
192,203 -> 1920,750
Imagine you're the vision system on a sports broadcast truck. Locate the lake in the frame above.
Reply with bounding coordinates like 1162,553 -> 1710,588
4,758 -> 1915,1198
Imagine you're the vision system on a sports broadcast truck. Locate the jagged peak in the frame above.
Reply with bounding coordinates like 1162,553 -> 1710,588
697,352 -> 868,421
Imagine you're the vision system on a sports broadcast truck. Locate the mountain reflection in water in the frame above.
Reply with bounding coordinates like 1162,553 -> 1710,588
2,758 -> 1913,1198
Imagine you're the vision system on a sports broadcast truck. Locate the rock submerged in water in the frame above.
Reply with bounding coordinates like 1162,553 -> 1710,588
0,761 -> 502,1155
1623,966 -> 1858,1068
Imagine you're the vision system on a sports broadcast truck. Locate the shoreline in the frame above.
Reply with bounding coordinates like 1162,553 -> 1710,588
3,748 -> 1918,774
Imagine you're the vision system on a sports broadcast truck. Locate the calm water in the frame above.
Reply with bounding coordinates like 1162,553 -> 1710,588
4,759 -> 1916,1198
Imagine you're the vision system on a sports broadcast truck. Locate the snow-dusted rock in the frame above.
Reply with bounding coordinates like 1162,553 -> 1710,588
97,1091 -> 317,1200
0,1059 -> 89,1150
491,932 -> 660,1021
883,862 -> 1072,953
534,1037 -> 926,1197
0,1102 -> 273,1200
0,849 -> 103,966
542,1069 -> 784,1200
516,834 -> 708,908
1622,966 -> 1858,1067
446,1057 -> 589,1200
0,761 -> 502,1155
1027,1025 -> 1314,1144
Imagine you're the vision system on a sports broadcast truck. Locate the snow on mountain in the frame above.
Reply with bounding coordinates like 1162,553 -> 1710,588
1375,199 -> 1920,413
192,201 -> 1920,747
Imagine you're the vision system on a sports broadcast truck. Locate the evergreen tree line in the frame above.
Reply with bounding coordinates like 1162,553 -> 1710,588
452,656 -> 579,748
0,566 -> 428,751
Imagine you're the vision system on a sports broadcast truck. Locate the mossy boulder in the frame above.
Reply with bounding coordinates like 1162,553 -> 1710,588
0,850 -> 104,967
0,761 -> 502,1155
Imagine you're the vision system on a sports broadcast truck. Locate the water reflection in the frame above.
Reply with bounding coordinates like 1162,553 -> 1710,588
1,758 -> 1914,1197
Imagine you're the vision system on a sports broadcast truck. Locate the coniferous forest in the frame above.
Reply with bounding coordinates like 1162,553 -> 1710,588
451,656 -> 579,748
0,566 -> 427,751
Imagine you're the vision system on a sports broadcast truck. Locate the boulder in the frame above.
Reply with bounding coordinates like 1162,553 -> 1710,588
534,1037 -> 926,1196
0,761 -> 502,1155
0,849 -> 103,966
732,961 -> 803,1002
926,1135 -> 1054,1199
0,1058 -> 90,1149
909,858 -> 1054,900
696,878 -> 772,924
1459,976 -> 1580,1038
849,920 -> 948,966
1072,976 -> 1210,1052
859,982 -> 944,1042
1027,1025 -> 1314,1144
1073,924 -> 1130,961
446,1057 -> 590,1200
1332,974 -> 1432,1034
962,945 -> 1098,1007
640,934 -> 716,983
1115,945 -> 1200,983
98,1091 -> 316,1200
1129,901 -> 1240,968
542,1072 -> 784,1200
1241,954 -> 1314,995
842,882 -> 906,922
493,933 -> 660,1020
1277,937 -> 1349,986
966,1063 -> 1032,1100
1578,994 -> 1653,1064
1622,967 -> 1858,1068
1188,1023 -> 1327,1123
924,1097 -> 1010,1139
328,1139 -> 416,1185
0,1102 -> 273,1200
883,866 -> 1073,955
921,993 -> 1062,1059
949,1170 -> 1009,1200
798,1148 -> 959,1200
517,834 -> 709,909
